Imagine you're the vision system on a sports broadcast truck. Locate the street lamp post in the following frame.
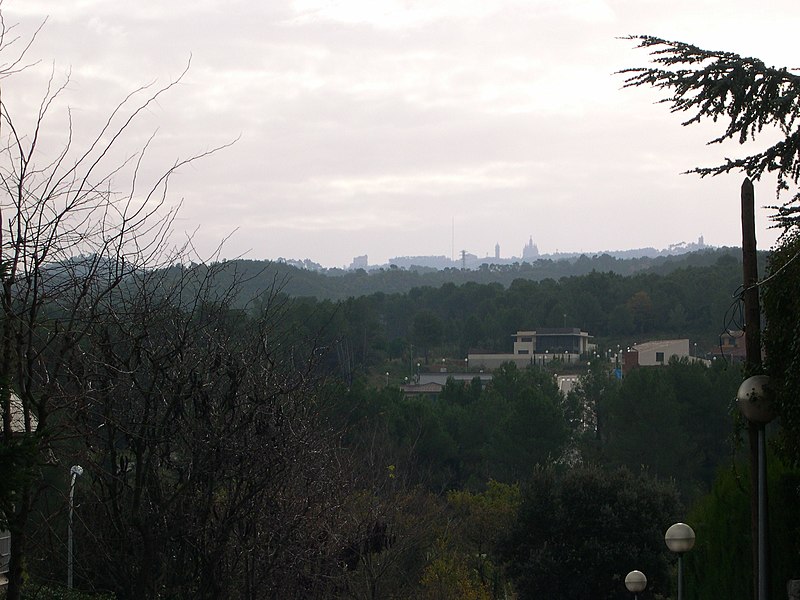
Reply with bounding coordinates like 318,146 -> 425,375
625,570 -> 647,600
665,522 -> 695,600
68,465 -> 84,588
737,375 -> 776,600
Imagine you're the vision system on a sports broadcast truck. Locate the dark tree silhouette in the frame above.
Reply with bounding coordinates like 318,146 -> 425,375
620,35 -> 800,229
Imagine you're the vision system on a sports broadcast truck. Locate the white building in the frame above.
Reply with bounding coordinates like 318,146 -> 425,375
630,339 -> 690,366
623,339 -> 708,372
1,392 -> 32,585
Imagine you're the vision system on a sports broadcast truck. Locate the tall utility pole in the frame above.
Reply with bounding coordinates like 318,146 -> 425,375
741,178 -> 769,600
742,179 -> 761,370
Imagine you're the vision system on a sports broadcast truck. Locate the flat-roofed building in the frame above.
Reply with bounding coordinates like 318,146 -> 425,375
468,328 -> 594,371
512,328 -> 593,355
622,339 -> 709,374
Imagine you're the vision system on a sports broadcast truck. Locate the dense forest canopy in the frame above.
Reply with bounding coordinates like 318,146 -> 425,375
251,249 -> 761,381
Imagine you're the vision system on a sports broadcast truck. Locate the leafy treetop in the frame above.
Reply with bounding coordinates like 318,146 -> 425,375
620,35 -> 800,230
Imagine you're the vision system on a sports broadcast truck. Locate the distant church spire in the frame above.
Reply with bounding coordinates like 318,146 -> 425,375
522,235 -> 539,261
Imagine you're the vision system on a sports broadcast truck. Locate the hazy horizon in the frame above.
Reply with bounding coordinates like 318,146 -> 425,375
276,235 -> 742,269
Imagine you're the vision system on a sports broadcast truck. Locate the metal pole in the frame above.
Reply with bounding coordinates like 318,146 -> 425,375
68,471 -> 76,588
67,465 -> 83,589
677,554 -> 684,600
759,425 -> 768,600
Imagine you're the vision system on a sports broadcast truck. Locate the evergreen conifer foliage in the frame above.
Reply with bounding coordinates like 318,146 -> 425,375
620,35 -> 800,229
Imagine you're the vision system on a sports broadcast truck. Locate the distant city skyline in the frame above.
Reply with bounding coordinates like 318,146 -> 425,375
4,1 -> 795,268
340,234 -> 710,270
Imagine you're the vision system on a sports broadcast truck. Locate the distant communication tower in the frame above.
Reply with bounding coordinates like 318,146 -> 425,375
461,249 -> 467,270
451,217 -> 455,262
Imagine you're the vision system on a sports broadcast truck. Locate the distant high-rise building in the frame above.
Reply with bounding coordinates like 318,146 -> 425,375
522,236 -> 539,261
349,255 -> 368,270
495,243 -> 500,260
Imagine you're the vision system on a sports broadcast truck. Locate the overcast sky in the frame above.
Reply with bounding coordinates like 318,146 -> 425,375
4,0 -> 799,267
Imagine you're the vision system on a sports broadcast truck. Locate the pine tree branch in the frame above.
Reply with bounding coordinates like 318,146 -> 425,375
619,35 -> 800,229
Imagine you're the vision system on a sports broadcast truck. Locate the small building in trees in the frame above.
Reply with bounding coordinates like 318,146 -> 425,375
0,532 -> 7,587
3,393 -> 35,435
0,393 -> 35,585
718,330 -> 747,362
399,382 -> 444,400
622,339 -> 707,375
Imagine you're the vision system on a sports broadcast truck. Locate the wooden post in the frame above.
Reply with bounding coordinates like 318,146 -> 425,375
741,178 -> 761,372
741,177 -> 769,600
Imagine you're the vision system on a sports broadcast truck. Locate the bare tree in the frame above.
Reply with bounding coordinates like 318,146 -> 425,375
0,14 -> 226,599
48,263 -> 351,599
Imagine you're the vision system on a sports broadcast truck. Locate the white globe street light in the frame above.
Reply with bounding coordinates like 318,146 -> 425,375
625,570 -> 647,600
665,522 -> 696,553
665,522 -> 695,600
737,375 -> 775,425
68,465 -> 84,589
